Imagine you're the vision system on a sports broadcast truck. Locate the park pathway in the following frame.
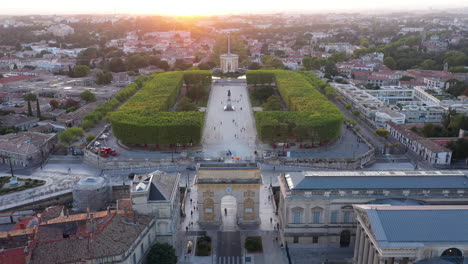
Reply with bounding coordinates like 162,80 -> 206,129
202,79 -> 258,160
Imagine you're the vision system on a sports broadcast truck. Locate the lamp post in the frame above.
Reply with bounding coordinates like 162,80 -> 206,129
8,155 -> 15,179
171,147 -> 174,163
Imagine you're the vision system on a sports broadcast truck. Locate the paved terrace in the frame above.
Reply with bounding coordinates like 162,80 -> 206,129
202,79 -> 258,159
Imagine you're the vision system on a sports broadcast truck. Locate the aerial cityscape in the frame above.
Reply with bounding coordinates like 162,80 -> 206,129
0,2 -> 468,264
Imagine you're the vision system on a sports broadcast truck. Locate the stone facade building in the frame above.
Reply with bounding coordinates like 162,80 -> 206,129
130,170 -> 180,245
220,33 -> 239,73
353,204 -> 468,264
385,121 -> 452,165
196,163 -> 262,226
277,170 -> 468,248
0,132 -> 57,166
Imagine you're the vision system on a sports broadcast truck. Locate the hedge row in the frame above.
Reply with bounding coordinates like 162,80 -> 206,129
81,74 -> 154,130
299,71 -> 337,98
184,71 -> 212,87
120,71 -> 184,112
111,71 -> 211,144
247,70 -> 343,142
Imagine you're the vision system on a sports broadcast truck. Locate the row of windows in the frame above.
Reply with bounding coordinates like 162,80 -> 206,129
292,210 -> 354,224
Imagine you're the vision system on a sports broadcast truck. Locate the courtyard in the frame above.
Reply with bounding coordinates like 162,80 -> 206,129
201,79 -> 258,159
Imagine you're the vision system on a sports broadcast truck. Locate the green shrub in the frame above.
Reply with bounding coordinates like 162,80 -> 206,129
111,71 -> 211,145
375,128 -> 389,138
245,237 -> 263,252
195,236 -> 212,256
247,70 -> 343,142
80,74 -> 153,130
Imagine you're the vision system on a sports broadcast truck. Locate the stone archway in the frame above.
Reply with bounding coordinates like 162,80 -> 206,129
196,163 -> 262,226
339,230 -> 351,248
221,195 -> 237,229
441,248 -> 463,264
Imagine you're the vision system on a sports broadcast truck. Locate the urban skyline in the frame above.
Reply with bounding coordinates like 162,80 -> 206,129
1,0 -> 468,15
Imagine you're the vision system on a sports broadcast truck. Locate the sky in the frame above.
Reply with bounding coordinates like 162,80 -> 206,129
1,0 -> 467,15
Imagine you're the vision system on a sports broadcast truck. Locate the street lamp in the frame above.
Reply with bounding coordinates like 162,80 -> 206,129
171,147 -> 174,163
8,155 -> 15,179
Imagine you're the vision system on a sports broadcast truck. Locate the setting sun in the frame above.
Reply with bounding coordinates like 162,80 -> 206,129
1,0 -> 467,15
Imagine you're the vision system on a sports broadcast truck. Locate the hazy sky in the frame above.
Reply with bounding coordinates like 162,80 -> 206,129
2,0 -> 467,15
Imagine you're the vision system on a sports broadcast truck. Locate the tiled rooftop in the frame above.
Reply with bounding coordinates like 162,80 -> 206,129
0,132 -> 55,155
30,212 -> 152,263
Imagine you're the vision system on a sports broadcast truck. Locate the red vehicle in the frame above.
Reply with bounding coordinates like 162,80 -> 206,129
98,147 -> 118,157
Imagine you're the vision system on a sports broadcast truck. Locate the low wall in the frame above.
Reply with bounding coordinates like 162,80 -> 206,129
265,128 -> 375,170
0,191 -> 73,213
1,185 -> 131,213
83,149 -> 191,169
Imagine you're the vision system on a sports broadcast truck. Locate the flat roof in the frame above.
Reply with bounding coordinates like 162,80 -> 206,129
355,205 -> 468,248
284,171 -> 468,190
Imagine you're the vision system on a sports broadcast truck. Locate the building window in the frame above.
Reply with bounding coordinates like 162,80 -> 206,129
330,211 -> 338,223
132,254 -> 136,264
312,236 -> 319,244
293,211 -> 302,224
140,243 -> 144,255
293,236 -> 299,243
343,211 -> 351,223
311,207 -> 323,224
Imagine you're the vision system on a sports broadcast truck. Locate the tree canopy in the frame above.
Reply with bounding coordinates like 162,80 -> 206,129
147,243 -> 177,264
80,90 -> 97,102
73,65 -> 91,77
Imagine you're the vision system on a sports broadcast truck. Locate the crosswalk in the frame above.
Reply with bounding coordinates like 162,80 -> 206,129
217,256 -> 242,264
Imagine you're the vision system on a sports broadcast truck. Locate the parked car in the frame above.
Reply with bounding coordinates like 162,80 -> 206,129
186,165 -> 196,171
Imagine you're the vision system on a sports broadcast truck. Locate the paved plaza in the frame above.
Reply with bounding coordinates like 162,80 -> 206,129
202,79 -> 258,159
177,172 -> 286,264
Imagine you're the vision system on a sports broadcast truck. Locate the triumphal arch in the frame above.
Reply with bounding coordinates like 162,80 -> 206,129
196,163 -> 262,225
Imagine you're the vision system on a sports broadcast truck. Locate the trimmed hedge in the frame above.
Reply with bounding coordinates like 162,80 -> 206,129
300,71 -> 337,98
81,74 -> 154,130
111,71 -> 211,144
248,70 -> 343,142
184,71 -> 212,87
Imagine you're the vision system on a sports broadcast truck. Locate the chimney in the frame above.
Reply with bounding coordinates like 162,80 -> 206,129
86,207 -> 90,218
65,209 -> 69,218
107,206 -> 111,216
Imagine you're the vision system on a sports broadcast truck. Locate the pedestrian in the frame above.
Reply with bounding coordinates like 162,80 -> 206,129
193,206 -> 196,211
190,198 -> 192,204
270,217 -> 273,223
191,210 -> 193,216
268,195 -> 270,200
240,107 -> 242,110
186,226 -> 188,232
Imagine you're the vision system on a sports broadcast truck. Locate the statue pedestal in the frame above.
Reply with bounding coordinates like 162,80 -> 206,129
224,98 -> 235,111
